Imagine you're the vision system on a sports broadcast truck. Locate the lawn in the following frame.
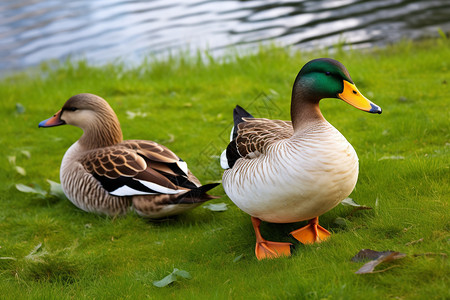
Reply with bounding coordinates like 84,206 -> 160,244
0,38 -> 448,299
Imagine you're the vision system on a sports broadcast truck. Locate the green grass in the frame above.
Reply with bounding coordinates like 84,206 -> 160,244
0,38 -> 449,299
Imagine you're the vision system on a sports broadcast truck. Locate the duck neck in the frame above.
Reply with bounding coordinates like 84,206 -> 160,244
78,111 -> 123,150
290,88 -> 325,132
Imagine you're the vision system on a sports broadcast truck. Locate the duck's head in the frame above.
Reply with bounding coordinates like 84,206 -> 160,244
292,58 -> 382,114
39,93 -> 122,148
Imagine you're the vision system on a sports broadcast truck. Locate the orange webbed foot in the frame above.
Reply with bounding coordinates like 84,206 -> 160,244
255,240 -> 292,260
290,217 -> 331,244
252,217 -> 292,260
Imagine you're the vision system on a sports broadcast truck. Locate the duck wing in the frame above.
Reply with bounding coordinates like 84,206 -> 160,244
221,105 -> 293,169
81,141 -> 204,197
235,117 -> 293,157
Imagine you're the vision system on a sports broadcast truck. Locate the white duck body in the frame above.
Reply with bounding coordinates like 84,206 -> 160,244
222,120 -> 358,224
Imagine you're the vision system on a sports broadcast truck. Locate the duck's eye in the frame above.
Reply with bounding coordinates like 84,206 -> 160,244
325,72 -> 331,76
67,107 -> 78,112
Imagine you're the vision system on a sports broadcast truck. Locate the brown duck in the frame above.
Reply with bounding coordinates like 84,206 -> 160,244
39,93 -> 218,218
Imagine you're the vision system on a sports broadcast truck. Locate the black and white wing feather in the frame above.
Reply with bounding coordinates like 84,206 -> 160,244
82,141 -> 203,197
220,105 -> 293,169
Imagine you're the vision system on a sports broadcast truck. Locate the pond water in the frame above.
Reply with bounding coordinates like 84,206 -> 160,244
1,0 -> 449,72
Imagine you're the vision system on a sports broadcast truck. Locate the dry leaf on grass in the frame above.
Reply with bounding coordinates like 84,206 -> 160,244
351,249 -> 406,274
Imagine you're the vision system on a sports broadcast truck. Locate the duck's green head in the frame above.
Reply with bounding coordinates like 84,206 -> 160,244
293,58 -> 382,114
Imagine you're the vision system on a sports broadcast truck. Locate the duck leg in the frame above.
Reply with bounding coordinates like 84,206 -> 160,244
290,217 -> 331,244
251,217 -> 292,260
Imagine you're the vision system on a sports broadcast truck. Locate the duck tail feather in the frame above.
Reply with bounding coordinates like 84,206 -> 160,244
176,183 -> 221,204
233,105 -> 254,125
231,105 -> 253,141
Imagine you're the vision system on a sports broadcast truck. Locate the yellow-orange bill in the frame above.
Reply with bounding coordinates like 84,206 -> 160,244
338,80 -> 382,114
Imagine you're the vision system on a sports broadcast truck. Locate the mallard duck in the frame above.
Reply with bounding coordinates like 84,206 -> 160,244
39,93 -> 218,218
220,58 -> 382,260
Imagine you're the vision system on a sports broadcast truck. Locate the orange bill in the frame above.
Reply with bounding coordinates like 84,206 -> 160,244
38,109 -> 65,127
338,80 -> 382,114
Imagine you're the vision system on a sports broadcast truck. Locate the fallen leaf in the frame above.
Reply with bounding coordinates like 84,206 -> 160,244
47,179 -> 67,200
15,166 -> 26,176
15,103 -> 25,114
15,183 -> 47,197
203,203 -> 228,212
352,249 -> 406,274
269,89 -> 279,96
7,156 -> 16,165
153,273 -> 177,287
341,198 -> 371,209
361,264 -> 400,274
16,181 -> 66,200
340,198 -> 372,217
172,268 -> 191,279
233,254 -> 244,263
153,268 -> 191,287
351,249 -> 394,262
20,150 -> 31,159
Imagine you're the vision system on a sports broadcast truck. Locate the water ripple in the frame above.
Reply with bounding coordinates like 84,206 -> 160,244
0,0 -> 449,72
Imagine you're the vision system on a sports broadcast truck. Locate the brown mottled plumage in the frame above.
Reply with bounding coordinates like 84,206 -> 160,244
39,93 -> 218,218
235,118 -> 293,157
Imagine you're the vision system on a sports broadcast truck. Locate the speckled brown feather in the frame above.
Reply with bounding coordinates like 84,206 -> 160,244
122,140 -> 181,163
82,146 -> 146,178
236,118 -> 293,158
80,141 -> 188,190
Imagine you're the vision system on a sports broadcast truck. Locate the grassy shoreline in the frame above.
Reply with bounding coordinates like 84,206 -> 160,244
0,38 -> 449,299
